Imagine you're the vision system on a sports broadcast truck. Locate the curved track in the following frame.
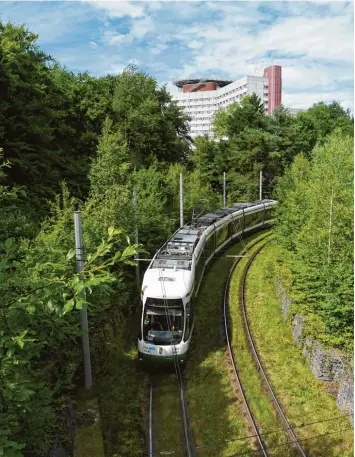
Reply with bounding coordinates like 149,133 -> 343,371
224,236 -> 270,457
241,242 -> 308,457
224,235 -> 308,457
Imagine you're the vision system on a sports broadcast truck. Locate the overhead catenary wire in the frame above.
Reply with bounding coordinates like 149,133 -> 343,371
31,425 -> 353,457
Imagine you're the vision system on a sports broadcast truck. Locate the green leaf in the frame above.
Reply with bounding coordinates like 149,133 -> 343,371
63,298 -> 75,314
4,238 -> 13,249
66,249 -> 76,261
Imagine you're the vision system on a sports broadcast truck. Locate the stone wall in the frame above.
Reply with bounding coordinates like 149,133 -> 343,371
276,280 -> 354,423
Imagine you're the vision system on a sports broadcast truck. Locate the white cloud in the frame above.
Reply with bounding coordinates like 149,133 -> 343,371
83,1 -> 145,18
1,1 -> 352,111
165,82 -> 179,95
102,29 -> 128,45
282,65 -> 334,89
187,40 -> 204,50
150,43 -> 168,55
283,89 -> 354,110
130,16 -> 155,40
259,16 -> 353,62
0,2 -> 97,44
101,16 -> 155,46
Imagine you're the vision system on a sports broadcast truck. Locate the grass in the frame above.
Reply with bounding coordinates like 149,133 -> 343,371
74,310 -> 149,457
243,241 -> 353,457
74,395 -> 105,457
152,372 -> 187,455
228,236 -> 298,457
183,230 -> 272,457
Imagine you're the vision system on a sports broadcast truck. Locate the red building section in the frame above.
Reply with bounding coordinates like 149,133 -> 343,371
264,65 -> 282,113
182,81 -> 217,92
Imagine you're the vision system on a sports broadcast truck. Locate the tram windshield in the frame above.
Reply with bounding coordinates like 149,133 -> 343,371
143,306 -> 184,345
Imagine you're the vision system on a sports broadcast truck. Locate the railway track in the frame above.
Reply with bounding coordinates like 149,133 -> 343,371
148,368 -> 195,457
224,236 -> 308,457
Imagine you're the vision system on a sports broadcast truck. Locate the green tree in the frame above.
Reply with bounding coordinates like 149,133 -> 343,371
112,64 -> 191,167
212,93 -> 266,139
0,228 -> 138,455
0,22 -> 60,201
275,130 -> 353,350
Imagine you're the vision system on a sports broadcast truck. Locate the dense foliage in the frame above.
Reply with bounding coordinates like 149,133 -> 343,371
0,20 -> 212,455
275,130 -> 353,350
0,18 -> 353,456
193,95 -> 353,201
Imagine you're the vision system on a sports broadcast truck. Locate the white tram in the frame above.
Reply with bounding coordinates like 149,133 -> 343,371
138,200 -> 277,364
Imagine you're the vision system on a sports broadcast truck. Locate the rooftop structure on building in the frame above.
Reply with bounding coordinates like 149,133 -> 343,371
172,65 -> 282,139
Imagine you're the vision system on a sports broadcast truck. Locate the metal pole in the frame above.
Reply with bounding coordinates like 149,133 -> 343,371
74,208 -> 92,389
133,186 -> 140,290
223,172 -> 226,207
180,173 -> 184,227
259,170 -> 262,200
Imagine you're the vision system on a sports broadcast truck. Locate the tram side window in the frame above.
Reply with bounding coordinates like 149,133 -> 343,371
204,234 -> 215,259
195,249 -> 205,285
216,223 -> 229,247
265,207 -> 276,221
234,215 -> 243,234
228,220 -> 233,237
244,213 -> 253,229
245,211 -> 260,229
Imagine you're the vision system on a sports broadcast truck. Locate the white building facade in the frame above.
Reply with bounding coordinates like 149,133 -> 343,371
172,66 -> 282,139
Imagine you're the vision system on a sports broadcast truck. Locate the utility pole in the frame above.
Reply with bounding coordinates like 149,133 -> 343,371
74,206 -> 92,389
180,173 -> 184,227
259,170 -> 263,200
133,186 -> 140,290
223,172 -> 226,207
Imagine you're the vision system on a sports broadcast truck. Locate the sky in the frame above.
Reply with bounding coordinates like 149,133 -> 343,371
0,1 -> 353,112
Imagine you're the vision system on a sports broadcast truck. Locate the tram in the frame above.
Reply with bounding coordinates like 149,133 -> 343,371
138,200 -> 277,364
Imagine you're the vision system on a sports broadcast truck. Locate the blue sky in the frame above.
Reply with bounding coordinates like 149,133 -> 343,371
0,1 -> 353,111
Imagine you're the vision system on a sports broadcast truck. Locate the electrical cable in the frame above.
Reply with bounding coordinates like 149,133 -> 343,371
193,413 -> 353,451
21,425 -> 353,456
223,427 -> 354,457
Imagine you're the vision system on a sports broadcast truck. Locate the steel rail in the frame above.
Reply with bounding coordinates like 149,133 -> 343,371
148,379 -> 153,457
148,372 -> 194,457
241,242 -> 308,457
177,369 -> 195,457
224,236 -> 271,457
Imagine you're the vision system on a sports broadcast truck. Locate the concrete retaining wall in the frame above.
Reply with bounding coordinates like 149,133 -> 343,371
276,280 -> 354,423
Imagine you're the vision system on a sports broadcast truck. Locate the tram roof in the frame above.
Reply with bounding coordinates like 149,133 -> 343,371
153,200 -> 274,263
